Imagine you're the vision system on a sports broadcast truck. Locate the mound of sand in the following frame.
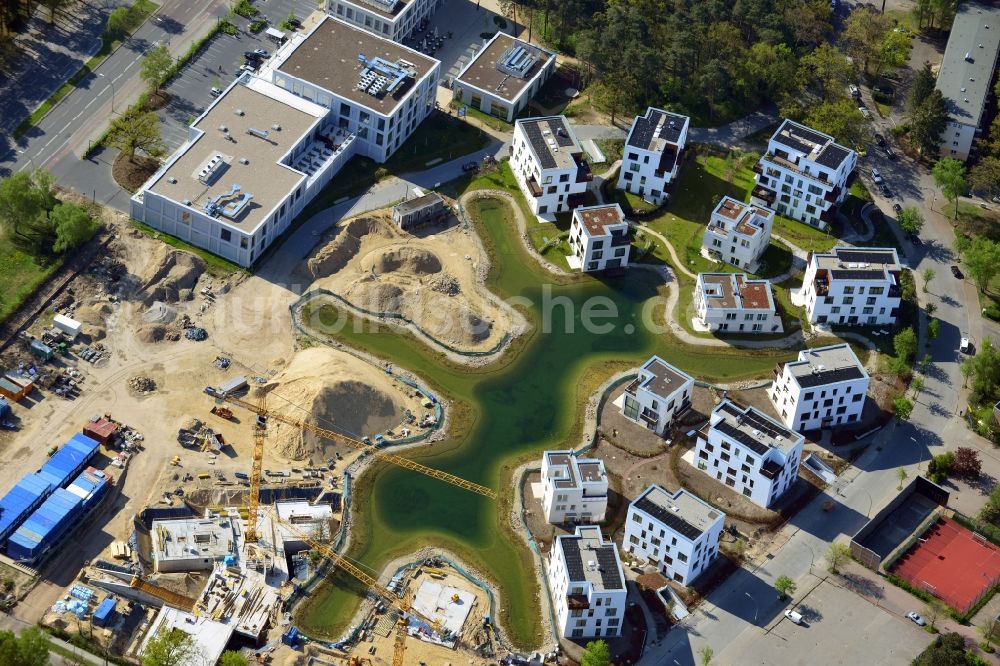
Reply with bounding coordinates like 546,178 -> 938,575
137,246 -> 206,305
307,216 -> 391,278
137,323 -> 167,343
265,347 -> 413,461
372,248 -> 442,275
350,283 -> 404,314
75,301 -> 112,326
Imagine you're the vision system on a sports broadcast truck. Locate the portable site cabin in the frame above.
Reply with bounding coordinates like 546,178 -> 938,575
83,416 -> 118,445
29,340 -> 53,361
392,193 -> 446,230
218,375 -> 248,396
265,27 -> 286,43
53,314 -> 82,341
0,374 -> 31,402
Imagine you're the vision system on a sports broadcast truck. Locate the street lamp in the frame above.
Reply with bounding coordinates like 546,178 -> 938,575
745,591 -> 759,624
910,436 -> 925,472
97,72 -> 116,112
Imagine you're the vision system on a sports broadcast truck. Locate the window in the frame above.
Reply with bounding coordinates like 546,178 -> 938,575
559,174 -> 569,183
220,228 -> 231,242
677,552 -> 688,562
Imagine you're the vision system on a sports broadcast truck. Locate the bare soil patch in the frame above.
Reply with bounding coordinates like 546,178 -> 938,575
112,154 -> 159,192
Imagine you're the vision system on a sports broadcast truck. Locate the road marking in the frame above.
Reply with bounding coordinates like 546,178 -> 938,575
85,97 -> 95,109
60,122 -> 71,134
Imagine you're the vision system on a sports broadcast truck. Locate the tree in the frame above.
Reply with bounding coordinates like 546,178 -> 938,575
0,628 -> 50,666
953,447 -> 982,479
964,338 -> 1000,403
108,111 -> 164,161
39,0 -> 70,24
774,575 -> 796,599
898,207 -> 925,235
825,542 -> 851,574
892,396 -> 914,421
871,30 -> 911,79
962,237 -> 1000,294
933,157 -> 967,219
805,99 -> 867,149
921,268 -> 935,291
968,157 -> 1000,199
0,169 -> 59,255
913,632 -> 975,666
843,7 -> 893,75
981,484 -> 1000,522
141,629 -> 197,666
894,328 -> 918,363
910,89 -> 949,156
698,646 -> 714,666
897,467 -> 909,489
912,376 -> 925,395
979,615 -> 999,649
580,640 -> 611,666
107,6 -> 131,37
928,319 -> 940,340
923,598 -> 947,631
50,203 -> 96,253
798,43 -> 854,103
140,43 -> 174,93
907,63 -> 937,116
219,652 -> 249,666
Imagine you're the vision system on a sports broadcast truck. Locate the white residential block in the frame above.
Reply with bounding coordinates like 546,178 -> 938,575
702,196 -> 773,272
617,107 -> 689,204
568,204 -> 630,272
541,451 -> 609,524
798,247 -> 902,326
694,401 -> 804,508
548,526 -> 626,639
623,485 -> 724,585
769,343 -> 870,431
750,119 -> 857,230
453,33 -> 556,122
327,0 -> 438,42
695,273 -> 782,334
621,356 -> 694,437
510,116 -> 590,219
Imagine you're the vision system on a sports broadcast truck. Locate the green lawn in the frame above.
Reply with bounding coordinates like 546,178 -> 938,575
0,239 -> 60,324
593,138 -> 624,164
605,180 -> 661,216
772,214 -> 837,252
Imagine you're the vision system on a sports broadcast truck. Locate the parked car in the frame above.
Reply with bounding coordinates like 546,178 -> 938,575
784,610 -> 804,625
951,265 -> 964,278
239,64 -> 256,74
892,203 -> 902,213
870,167 -> 883,184
880,183 -> 891,197
960,337 -> 972,354
210,86 -> 222,97
253,48 -> 270,57
244,51 -> 262,60
462,161 -> 480,173
234,471 -> 249,480
859,106 -> 872,120
849,83 -> 860,99
874,133 -> 886,147
884,146 -> 896,160
907,611 -> 926,626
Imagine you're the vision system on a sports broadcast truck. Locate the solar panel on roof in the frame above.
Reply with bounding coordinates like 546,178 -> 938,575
796,366 -> 864,388
523,122 -> 556,169
596,548 -> 623,590
816,143 -> 850,169
547,118 -> 575,147
836,249 -> 895,265
562,537 -> 584,581
634,495 -> 703,540
830,269 -> 887,281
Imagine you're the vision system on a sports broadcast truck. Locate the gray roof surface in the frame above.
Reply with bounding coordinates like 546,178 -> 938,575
632,485 -> 721,541
937,2 -> 1000,127
626,107 -> 689,151
639,356 -> 693,399
394,192 -> 443,215
517,116 -> 580,169
713,401 -> 800,456
455,33 -> 554,102
786,344 -> 867,388
559,526 -> 623,590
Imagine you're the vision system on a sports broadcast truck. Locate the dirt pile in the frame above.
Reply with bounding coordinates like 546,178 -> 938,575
128,376 -> 156,393
354,283 -> 404,314
265,347 -> 414,461
74,301 -> 113,340
143,301 -> 178,324
307,216 -> 391,278
430,273 -> 460,296
137,246 -> 206,305
373,248 -> 442,275
137,323 -> 167,343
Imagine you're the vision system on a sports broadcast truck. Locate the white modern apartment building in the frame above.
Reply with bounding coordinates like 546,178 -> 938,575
620,356 -> 694,436
623,485 -> 724,585
131,17 -> 440,268
510,116 -> 590,218
568,204 -> 630,272
702,196 -> 774,272
617,107 -> 689,204
327,0 -> 438,42
935,2 -> 1000,160
769,343 -> 870,431
695,273 -> 782,334
548,525 -> 626,639
750,119 -> 857,230
541,451 -> 609,524
798,247 -> 902,326
694,401 -> 804,508
453,33 -> 556,122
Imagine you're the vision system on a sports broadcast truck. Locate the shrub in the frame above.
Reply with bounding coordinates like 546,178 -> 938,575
233,0 -> 258,18
953,447 -> 982,479
220,20 -> 238,35
985,305 -> 1000,321
374,167 -> 390,181
249,19 -> 267,33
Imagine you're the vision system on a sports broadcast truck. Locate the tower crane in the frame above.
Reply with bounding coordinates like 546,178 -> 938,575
244,387 -> 268,542
219,393 -> 497,500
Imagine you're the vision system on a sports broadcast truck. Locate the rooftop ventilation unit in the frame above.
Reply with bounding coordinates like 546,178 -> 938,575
246,127 -> 269,139
356,53 -> 416,98
234,109 -> 245,116
271,123 -> 281,131
966,52 -> 973,62
218,125 -> 228,133
197,154 -> 228,185
354,0 -> 398,12
182,199 -> 192,205
239,157 -> 249,165
496,43 -> 538,79
167,177 -> 177,184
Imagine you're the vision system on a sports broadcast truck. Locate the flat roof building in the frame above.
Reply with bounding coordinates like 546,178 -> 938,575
702,196 -> 774,272
510,116 -> 590,218
327,0 -> 439,43
617,107 -> 689,205
936,3 -> 1000,161
548,525 -> 626,639
798,247 -> 902,326
695,272 -> 782,334
541,450 -> 609,524
151,515 -> 237,573
620,356 -> 694,437
453,33 -> 556,122
770,343 -> 870,431
568,204 -> 630,272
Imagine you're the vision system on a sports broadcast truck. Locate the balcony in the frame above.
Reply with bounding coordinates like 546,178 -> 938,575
814,278 -> 829,296
820,209 -> 837,225
760,459 -> 783,480
673,397 -> 691,417
610,231 -> 630,247
773,364 -> 783,379
824,185 -> 842,203
575,166 -> 594,183
706,223 -> 729,238
751,185 -> 776,205
640,410 -> 659,425
763,153 -> 831,185
526,176 -> 543,198
888,284 -> 902,298
624,378 -> 640,396
752,162 -> 763,174
567,594 -> 590,610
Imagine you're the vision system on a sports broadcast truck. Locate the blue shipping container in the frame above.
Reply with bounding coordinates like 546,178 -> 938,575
92,597 -> 116,627
66,469 -> 109,512
0,397 -> 9,418
39,433 -> 99,489
7,488 -> 83,562
0,474 -> 53,544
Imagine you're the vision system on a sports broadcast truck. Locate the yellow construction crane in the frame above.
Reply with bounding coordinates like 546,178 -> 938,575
245,388 -> 268,542
221,393 -> 497,500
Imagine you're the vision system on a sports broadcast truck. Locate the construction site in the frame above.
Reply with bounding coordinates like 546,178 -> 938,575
0,197 -> 527,665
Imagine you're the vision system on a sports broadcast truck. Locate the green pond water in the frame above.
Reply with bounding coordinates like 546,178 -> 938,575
295,194 -> 793,647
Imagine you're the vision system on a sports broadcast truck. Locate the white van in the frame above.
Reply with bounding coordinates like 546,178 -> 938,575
784,610 -> 803,625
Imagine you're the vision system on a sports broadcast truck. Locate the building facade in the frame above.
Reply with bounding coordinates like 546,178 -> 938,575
935,3 -> 1000,160
617,107 -> 689,204
798,247 -> 902,326
452,33 -> 556,122
541,451 -> 609,524
568,204 -> 630,272
327,0 -> 439,42
694,401 -> 804,508
695,273 -> 782,334
510,116 -> 590,218
769,343 -> 870,431
623,485 -> 724,585
548,525 -> 626,639
702,196 -> 774,272
620,356 -> 694,436
750,119 -> 857,230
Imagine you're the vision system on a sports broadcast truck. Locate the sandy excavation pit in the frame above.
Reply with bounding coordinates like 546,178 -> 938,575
305,211 -> 517,353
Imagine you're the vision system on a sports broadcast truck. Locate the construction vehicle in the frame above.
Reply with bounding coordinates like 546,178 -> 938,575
220,393 -> 496,500
210,405 -> 234,420
170,455 -> 181,466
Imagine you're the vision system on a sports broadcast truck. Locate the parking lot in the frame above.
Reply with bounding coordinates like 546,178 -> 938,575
156,0 -> 322,151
